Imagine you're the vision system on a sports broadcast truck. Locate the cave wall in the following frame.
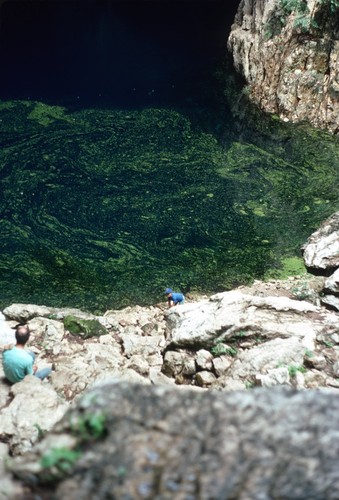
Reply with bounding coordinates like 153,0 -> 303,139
228,0 -> 339,134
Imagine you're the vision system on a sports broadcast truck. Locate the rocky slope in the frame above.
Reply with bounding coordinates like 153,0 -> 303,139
0,212 -> 338,498
228,0 -> 339,134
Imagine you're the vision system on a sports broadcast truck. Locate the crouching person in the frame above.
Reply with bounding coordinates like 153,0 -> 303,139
2,325 -> 52,384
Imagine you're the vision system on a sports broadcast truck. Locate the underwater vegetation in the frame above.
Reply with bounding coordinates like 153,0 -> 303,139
0,100 -> 338,312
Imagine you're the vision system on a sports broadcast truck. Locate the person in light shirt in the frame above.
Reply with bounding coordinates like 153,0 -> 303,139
2,325 -> 52,383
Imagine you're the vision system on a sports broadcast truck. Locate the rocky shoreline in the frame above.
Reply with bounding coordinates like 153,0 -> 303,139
0,212 -> 338,498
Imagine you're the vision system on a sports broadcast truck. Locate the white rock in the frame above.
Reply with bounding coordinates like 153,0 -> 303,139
195,371 -> 217,387
0,376 -> 68,455
256,367 -> 290,387
212,356 -> 233,377
196,349 -> 213,370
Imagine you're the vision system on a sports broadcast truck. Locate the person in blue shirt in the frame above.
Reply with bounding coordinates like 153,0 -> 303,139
2,325 -> 52,384
164,288 -> 185,308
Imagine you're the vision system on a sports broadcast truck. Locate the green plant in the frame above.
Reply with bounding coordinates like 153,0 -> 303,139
318,0 -> 339,13
278,0 -> 339,33
288,364 -> 306,377
291,283 -> 314,301
211,341 -> 238,358
322,339 -> 334,348
264,0 -> 311,38
234,330 -> 247,338
226,346 -> 238,357
241,86 -> 251,96
304,349 -> 314,358
245,380 -> 255,389
280,0 -> 308,16
40,447 -> 81,473
211,342 -> 228,357
71,412 -> 108,441
33,423 -> 45,440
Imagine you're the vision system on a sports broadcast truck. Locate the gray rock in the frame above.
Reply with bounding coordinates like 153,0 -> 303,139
212,355 -> 233,377
195,349 -> 213,371
162,351 -> 186,377
321,294 -> 339,311
122,333 -> 165,358
3,304 -> 55,322
0,441 -> 25,499
166,291 -> 329,350
195,370 -> 217,387
302,212 -> 339,273
51,341 -> 124,400
324,269 -> 339,294
2,304 -> 100,324
47,308 -> 100,321
304,370 -> 328,389
28,317 -> 65,352
125,355 -> 150,376
232,337 -> 305,377
305,354 -> 328,371
0,376 -> 68,456
8,383 -> 339,499
0,313 -> 15,348
256,367 -> 290,387
181,357 -> 196,376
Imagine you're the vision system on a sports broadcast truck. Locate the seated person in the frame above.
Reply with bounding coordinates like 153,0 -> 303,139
164,288 -> 185,308
2,325 -> 52,383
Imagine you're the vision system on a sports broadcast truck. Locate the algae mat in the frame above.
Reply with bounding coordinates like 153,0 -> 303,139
0,101 -> 338,312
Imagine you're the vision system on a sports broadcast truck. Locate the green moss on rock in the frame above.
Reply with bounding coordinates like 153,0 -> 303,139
63,316 -> 107,339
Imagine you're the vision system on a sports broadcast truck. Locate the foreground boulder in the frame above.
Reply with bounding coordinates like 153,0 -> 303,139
8,382 -> 339,499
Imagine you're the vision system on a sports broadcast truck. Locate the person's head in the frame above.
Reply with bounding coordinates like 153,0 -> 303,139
164,287 -> 173,297
15,325 -> 30,346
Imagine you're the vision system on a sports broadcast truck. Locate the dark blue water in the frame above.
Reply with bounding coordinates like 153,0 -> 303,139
0,1 -> 238,108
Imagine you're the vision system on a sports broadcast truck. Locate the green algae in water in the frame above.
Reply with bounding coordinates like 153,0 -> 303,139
28,102 -> 72,126
0,100 -> 338,312
264,257 -> 307,280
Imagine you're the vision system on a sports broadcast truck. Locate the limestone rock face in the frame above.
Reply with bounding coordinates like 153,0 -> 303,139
8,383 -> 339,499
302,211 -> 339,273
165,291 -> 329,350
3,303 -> 100,323
302,211 -> 339,310
228,0 -> 339,133
325,268 -> 339,294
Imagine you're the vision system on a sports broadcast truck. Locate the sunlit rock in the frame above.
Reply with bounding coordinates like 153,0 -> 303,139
228,0 -> 339,133
324,268 -> 339,294
0,376 -> 68,456
302,211 -> 339,273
